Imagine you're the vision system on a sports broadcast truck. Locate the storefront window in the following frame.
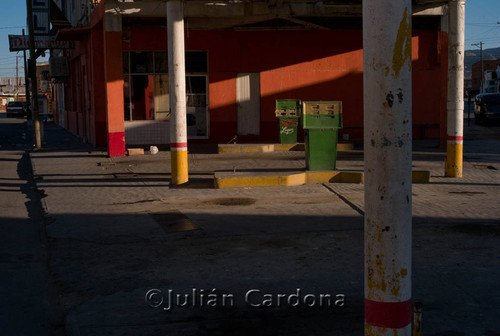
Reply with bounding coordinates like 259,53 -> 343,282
124,76 -> 130,120
186,51 -> 208,73
186,75 -> 208,137
130,75 -> 155,120
130,52 -> 153,74
186,76 -> 207,109
154,52 -> 168,74
154,74 -> 170,120
123,52 -> 129,74
123,50 -> 208,137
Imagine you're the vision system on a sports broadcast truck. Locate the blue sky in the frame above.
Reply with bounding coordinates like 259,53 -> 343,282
465,0 -> 500,51
0,1 -> 499,77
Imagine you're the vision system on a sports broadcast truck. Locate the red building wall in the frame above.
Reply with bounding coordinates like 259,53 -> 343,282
60,22 -> 109,148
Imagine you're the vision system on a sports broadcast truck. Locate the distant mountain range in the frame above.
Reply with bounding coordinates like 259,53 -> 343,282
465,47 -> 500,78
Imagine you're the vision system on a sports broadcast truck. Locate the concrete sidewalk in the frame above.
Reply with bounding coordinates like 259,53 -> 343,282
30,122 -> 499,335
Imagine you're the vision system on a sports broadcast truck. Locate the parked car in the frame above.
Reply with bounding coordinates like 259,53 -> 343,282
474,93 -> 500,125
6,101 -> 29,118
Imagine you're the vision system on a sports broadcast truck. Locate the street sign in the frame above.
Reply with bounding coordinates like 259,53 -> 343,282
8,35 -> 73,51
32,0 -> 49,9
33,11 -> 50,35
32,0 -> 50,35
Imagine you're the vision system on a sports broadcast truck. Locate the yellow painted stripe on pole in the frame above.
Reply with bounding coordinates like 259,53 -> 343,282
445,143 -> 463,177
171,150 -> 188,185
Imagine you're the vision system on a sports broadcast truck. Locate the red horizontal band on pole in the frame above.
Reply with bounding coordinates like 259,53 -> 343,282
447,136 -> 464,141
365,298 -> 412,329
170,142 -> 188,148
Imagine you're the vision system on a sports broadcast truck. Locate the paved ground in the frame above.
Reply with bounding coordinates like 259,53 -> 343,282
0,114 -> 53,335
1,109 -> 499,335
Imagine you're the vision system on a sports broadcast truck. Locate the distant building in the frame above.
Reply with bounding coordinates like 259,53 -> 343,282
471,59 -> 500,93
483,65 -> 500,93
0,77 -> 26,112
0,62 -> 53,113
464,77 -> 472,93
0,78 -> 26,95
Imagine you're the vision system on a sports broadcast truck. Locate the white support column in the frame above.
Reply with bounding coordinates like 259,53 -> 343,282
167,0 -> 188,185
363,0 -> 413,334
445,0 -> 465,177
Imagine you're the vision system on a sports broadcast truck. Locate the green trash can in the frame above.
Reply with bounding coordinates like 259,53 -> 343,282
302,101 -> 343,171
275,99 -> 301,144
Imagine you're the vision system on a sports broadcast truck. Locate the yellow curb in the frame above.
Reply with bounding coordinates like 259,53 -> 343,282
285,172 -> 307,186
217,144 -> 275,154
217,142 -> 353,154
214,170 -> 429,188
337,143 -> 354,151
274,144 -> 305,151
214,175 -> 280,189
305,171 -> 342,183
214,172 -> 304,189
214,171 -> 363,189
412,170 -> 431,183
304,171 -> 364,183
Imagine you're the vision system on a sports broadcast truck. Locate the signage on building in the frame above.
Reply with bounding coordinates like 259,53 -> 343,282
8,35 -> 72,51
33,0 -> 49,10
32,0 -> 50,35
49,57 -> 70,78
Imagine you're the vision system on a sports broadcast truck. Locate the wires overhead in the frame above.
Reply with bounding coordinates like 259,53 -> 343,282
0,26 -> 25,30
465,21 -> 500,46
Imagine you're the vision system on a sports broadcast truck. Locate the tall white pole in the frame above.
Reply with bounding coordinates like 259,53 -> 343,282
445,0 -> 466,178
363,0 -> 413,334
167,0 -> 188,185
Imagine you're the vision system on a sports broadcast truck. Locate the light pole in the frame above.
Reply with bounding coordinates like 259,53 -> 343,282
363,0 -> 413,334
26,0 -> 42,148
471,42 -> 484,93
22,29 -> 30,120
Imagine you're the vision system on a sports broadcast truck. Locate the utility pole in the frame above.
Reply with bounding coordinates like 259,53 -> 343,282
23,29 -> 31,120
26,0 -> 42,148
16,56 -> 19,92
472,42 -> 484,93
363,0 -> 412,334
445,0 -> 466,178
167,0 -> 189,185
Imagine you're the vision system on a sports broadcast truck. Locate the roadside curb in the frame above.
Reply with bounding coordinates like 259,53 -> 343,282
214,170 -> 431,188
217,142 -> 354,153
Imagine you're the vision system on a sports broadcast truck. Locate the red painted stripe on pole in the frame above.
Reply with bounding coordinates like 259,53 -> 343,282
447,136 -> 463,141
365,299 -> 412,329
170,142 -> 188,148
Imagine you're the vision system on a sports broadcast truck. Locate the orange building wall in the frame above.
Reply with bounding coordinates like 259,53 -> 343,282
62,22 -> 113,149
124,26 -> 445,144
104,30 -> 126,157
